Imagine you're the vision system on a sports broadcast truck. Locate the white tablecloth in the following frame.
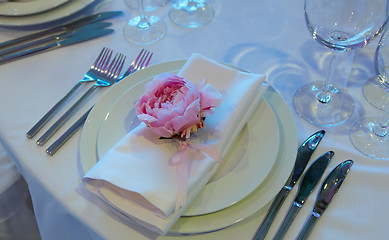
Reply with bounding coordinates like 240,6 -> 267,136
0,0 -> 388,239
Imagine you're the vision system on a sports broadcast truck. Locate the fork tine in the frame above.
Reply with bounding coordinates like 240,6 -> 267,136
109,54 -> 126,80
117,49 -> 153,82
104,52 -> 119,75
113,54 -> 126,80
137,51 -> 152,71
144,52 -> 153,68
91,47 -> 106,70
133,50 -> 149,72
123,49 -> 144,77
98,49 -> 113,73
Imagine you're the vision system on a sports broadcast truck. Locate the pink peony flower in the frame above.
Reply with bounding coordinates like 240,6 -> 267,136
136,72 -> 222,138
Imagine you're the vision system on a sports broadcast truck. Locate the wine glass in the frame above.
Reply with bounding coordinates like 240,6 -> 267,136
350,23 -> 389,160
293,0 -> 388,126
124,0 -> 168,12
123,0 -> 167,45
169,0 -> 214,28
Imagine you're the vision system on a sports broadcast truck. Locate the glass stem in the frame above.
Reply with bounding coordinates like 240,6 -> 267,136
137,0 -> 149,29
317,50 -> 339,103
372,118 -> 388,137
186,0 -> 199,11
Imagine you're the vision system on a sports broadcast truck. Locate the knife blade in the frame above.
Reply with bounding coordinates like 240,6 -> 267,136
0,28 -> 114,65
273,150 -> 334,240
0,11 -> 122,50
252,130 -> 326,240
296,160 -> 353,240
0,21 -> 112,57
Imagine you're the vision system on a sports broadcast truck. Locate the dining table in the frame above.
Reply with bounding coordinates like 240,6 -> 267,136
0,0 -> 389,239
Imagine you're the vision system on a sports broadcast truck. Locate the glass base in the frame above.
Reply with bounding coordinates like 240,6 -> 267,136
123,15 -> 166,45
293,82 -> 354,126
350,116 -> 389,160
363,75 -> 389,112
169,0 -> 214,28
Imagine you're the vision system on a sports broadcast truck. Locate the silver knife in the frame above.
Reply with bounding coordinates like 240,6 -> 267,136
0,28 -> 114,65
0,22 -> 112,57
252,130 -> 326,240
0,11 -> 122,50
296,160 -> 353,240
272,151 -> 334,240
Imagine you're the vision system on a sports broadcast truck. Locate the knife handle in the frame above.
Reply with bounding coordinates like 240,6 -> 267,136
252,187 -> 290,240
0,42 -> 58,65
273,202 -> 301,240
0,27 -> 63,50
296,214 -> 319,240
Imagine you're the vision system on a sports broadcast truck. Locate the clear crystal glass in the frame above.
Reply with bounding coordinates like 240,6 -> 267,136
293,0 -> 388,126
123,0 -> 167,45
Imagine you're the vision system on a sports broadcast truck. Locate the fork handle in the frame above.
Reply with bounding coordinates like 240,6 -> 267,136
36,85 -> 97,146
26,81 -> 83,139
46,106 -> 92,156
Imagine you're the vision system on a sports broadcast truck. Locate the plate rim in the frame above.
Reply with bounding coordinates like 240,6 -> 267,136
0,0 -> 70,17
0,0 -> 95,26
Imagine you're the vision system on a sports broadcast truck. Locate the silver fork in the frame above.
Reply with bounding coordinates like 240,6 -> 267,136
46,49 -> 153,155
118,48 -> 153,81
36,52 -> 126,146
26,47 -> 113,139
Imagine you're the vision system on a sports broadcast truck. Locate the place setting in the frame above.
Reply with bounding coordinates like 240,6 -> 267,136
2,0 -> 389,239
79,53 -> 299,235
17,0 -> 302,232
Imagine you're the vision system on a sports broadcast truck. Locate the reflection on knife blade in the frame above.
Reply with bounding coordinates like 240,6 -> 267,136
296,160 -> 353,240
0,11 -> 122,50
0,28 -> 114,65
273,151 -> 334,240
0,22 -> 112,57
252,130 -> 325,240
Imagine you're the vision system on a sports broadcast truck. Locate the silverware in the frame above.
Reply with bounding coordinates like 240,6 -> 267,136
45,107 -> 92,156
26,47 -> 113,139
0,11 -> 122,50
273,151 -> 334,240
36,52 -> 126,146
252,130 -> 326,240
0,28 -> 114,65
0,21 -> 112,58
46,49 -> 153,155
296,160 -> 353,240
118,48 -> 153,81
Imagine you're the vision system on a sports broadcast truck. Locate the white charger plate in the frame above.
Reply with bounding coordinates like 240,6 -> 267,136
80,60 -> 297,234
0,0 -> 69,16
0,0 -> 94,26
96,72 -> 280,216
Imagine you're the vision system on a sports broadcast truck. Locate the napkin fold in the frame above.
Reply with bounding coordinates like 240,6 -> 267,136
83,53 -> 267,235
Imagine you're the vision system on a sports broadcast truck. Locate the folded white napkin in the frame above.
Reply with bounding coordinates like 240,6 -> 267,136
83,53 -> 267,235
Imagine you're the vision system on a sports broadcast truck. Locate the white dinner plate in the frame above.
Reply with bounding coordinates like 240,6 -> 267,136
169,86 -> 297,234
96,72 -> 280,216
0,0 -> 69,16
80,60 -> 297,234
0,0 -> 94,26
